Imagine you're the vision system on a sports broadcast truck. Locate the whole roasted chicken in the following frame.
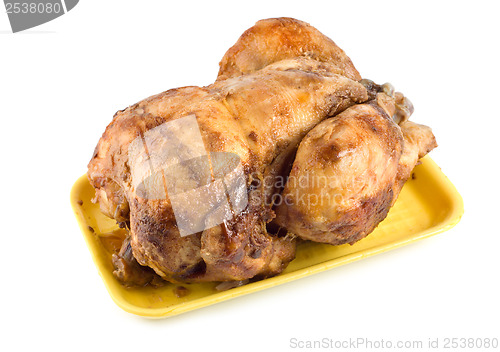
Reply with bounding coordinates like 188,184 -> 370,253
88,18 -> 436,285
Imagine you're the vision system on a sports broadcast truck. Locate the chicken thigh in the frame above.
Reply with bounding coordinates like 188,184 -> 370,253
274,87 -> 436,244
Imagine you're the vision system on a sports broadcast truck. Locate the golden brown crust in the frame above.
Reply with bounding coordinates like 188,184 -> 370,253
218,18 -> 361,81
274,95 -> 436,245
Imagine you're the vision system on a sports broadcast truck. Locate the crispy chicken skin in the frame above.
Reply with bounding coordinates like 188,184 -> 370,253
218,17 -> 361,81
87,17 -> 435,285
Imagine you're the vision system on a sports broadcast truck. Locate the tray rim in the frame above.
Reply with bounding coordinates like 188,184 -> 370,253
71,156 -> 464,318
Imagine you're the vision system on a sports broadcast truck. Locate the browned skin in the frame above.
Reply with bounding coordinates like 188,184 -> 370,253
112,237 -> 157,287
274,91 -> 437,245
88,18 -> 368,283
87,17 -> 436,284
218,17 -> 361,81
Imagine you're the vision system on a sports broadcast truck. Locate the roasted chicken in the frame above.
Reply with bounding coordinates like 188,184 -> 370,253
88,18 -> 436,285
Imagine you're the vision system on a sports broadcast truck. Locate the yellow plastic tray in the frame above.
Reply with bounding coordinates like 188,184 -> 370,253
71,156 -> 463,318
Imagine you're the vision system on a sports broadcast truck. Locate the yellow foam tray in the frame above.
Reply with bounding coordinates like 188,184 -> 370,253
70,156 -> 463,318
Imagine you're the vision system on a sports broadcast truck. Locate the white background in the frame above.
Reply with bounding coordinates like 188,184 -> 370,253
1,1 -> 499,351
